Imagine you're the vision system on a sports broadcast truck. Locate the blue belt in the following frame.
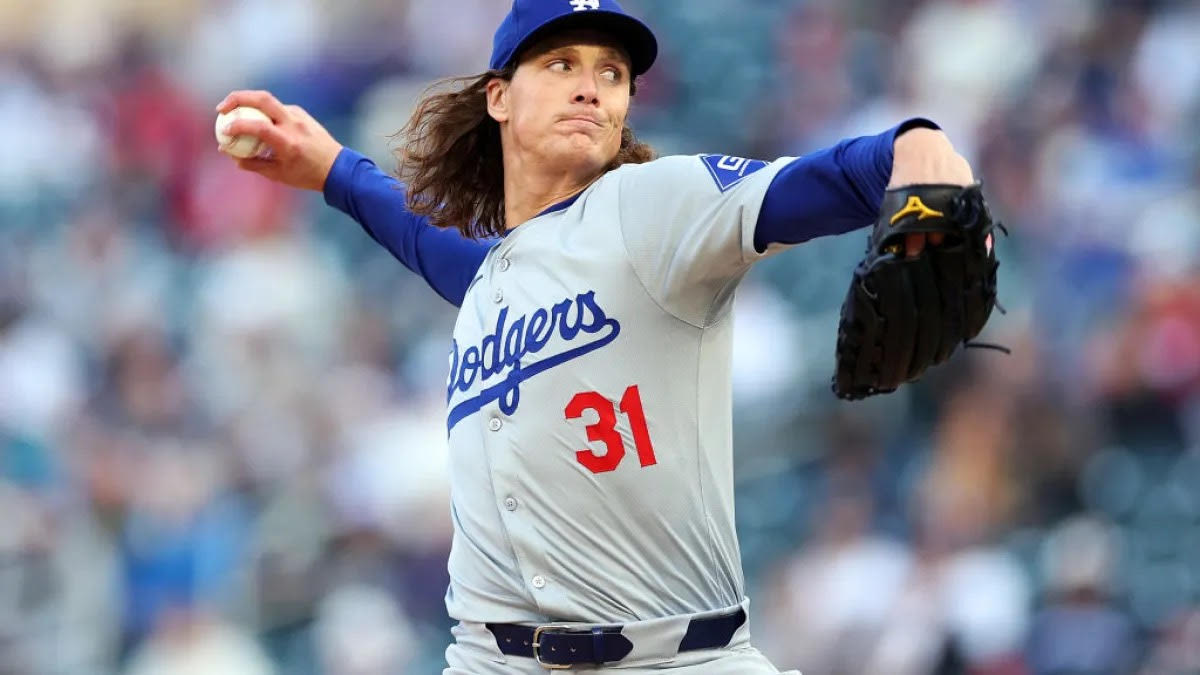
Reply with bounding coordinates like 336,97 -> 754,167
485,607 -> 746,669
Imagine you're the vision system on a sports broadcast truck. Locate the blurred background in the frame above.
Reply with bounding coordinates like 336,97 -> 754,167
1,0 -> 1199,672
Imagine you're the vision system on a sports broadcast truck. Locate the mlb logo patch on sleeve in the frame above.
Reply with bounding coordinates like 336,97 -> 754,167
700,154 -> 769,192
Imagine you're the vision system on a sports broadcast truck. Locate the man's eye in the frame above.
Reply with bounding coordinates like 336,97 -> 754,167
601,69 -> 620,82
549,61 -> 570,72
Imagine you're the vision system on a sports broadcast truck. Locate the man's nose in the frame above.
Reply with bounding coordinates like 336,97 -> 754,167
572,73 -> 600,104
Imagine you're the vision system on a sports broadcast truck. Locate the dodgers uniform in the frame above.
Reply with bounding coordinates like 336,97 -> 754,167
320,0 -> 940,671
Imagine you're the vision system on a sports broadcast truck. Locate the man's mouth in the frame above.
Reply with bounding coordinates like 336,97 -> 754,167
559,115 -> 603,128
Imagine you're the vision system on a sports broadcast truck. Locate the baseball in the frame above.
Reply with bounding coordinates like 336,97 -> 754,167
215,106 -> 270,159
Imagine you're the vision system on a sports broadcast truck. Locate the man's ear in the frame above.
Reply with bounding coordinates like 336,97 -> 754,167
486,77 -> 510,124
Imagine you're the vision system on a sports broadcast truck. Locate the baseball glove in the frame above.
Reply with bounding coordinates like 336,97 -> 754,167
832,183 -> 1006,400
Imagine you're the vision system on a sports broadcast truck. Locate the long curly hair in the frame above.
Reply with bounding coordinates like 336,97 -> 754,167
392,67 -> 655,240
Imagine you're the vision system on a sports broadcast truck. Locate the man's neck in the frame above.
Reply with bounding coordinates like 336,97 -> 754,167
502,151 -> 600,230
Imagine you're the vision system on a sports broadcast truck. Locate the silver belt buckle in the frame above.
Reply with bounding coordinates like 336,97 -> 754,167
532,624 -> 575,670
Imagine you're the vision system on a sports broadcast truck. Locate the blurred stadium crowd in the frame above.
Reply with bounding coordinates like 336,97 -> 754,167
1,0 -> 1199,672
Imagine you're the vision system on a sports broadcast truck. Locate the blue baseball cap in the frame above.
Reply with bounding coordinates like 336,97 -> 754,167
489,0 -> 658,77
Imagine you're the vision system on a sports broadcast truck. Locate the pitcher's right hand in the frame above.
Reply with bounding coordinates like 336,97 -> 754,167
216,90 -> 344,192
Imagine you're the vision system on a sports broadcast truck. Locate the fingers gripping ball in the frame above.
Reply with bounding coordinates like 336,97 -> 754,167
215,106 -> 270,159
832,184 -> 1005,400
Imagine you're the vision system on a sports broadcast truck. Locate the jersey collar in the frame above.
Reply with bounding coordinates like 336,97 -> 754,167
501,192 -> 584,238
537,192 -> 583,218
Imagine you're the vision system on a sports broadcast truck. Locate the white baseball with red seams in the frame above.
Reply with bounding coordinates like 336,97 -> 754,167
214,106 -> 269,159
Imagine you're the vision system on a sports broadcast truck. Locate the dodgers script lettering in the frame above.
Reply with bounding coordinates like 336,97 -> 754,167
445,290 -> 621,431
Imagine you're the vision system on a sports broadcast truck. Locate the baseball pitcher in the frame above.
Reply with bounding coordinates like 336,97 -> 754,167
216,0 -> 999,671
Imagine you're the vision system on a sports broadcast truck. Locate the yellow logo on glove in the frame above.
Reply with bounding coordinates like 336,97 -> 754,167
890,196 -> 944,226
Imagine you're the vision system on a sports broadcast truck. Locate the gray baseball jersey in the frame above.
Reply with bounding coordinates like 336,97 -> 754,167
443,153 -> 797,623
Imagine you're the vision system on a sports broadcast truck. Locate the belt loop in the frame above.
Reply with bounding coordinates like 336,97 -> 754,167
678,607 -> 747,652
592,627 -> 605,663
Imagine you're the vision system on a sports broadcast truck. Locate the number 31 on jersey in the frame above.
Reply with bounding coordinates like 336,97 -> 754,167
564,385 -> 657,473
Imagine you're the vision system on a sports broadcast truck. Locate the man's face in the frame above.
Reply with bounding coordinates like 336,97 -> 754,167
487,30 -> 633,177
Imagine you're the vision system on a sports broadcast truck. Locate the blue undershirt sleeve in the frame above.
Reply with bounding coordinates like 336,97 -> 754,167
754,118 -> 940,252
323,148 -> 496,307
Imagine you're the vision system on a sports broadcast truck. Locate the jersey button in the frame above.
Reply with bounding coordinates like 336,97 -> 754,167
531,575 -> 546,589
503,497 -> 518,511
488,417 -> 502,432
498,258 -> 510,272
492,289 -> 504,303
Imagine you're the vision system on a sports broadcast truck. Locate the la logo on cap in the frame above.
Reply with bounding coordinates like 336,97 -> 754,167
569,0 -> 600,11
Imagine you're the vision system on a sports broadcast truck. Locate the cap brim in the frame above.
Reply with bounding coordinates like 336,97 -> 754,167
509,10 -> 658,77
